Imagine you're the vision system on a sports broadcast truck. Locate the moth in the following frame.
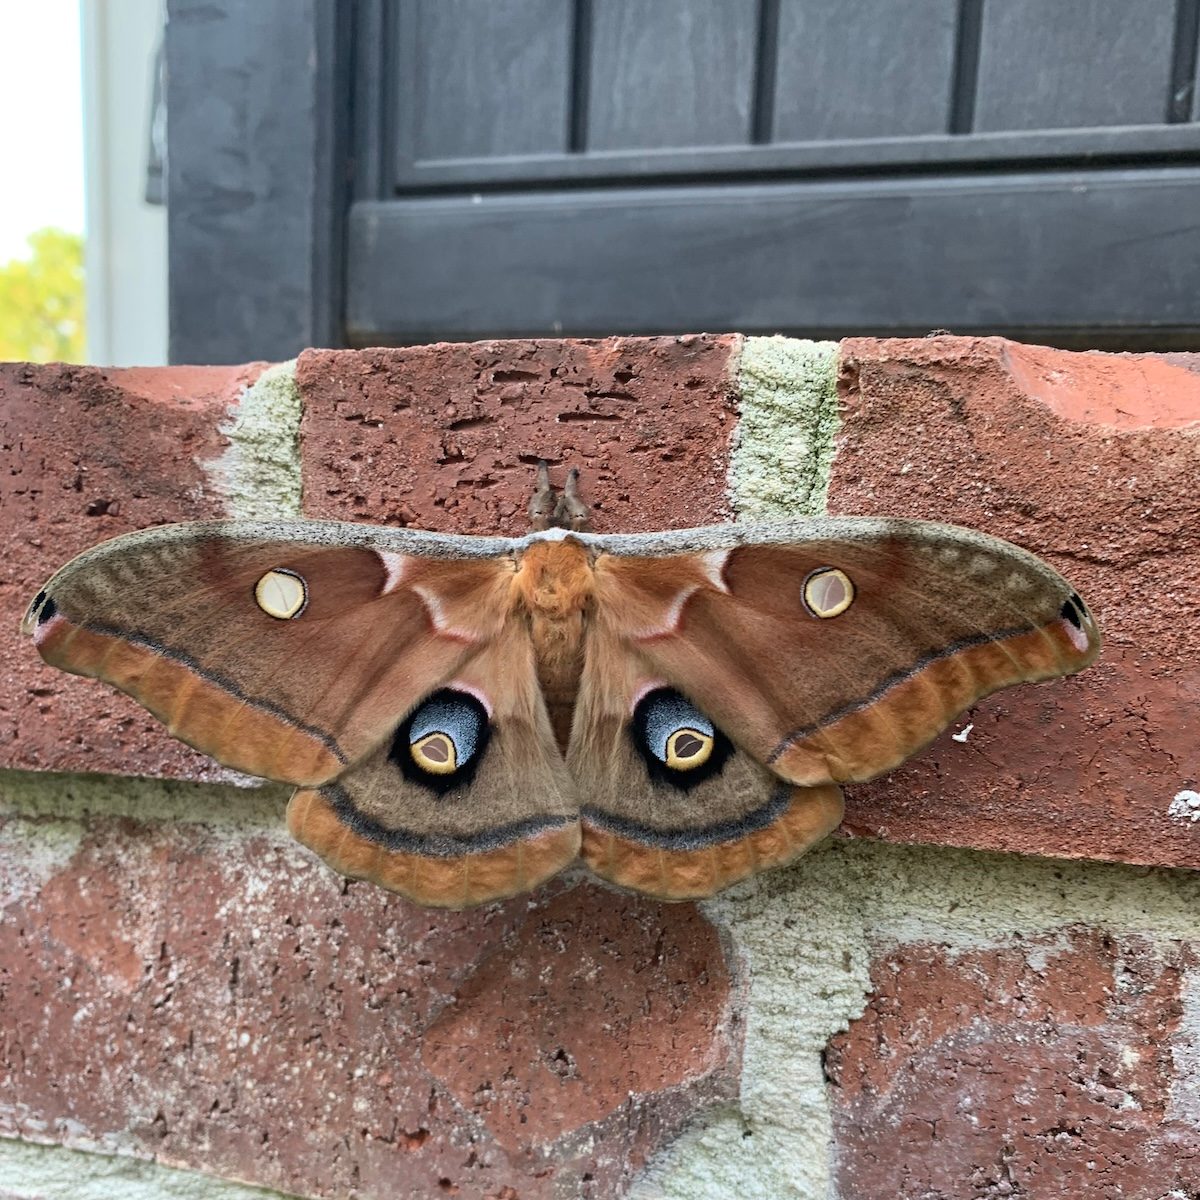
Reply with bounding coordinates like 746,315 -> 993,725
22,467 -> 1100,908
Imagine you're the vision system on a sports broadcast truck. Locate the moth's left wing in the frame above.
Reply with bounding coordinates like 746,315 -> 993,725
23,520 -> 517,784
585,518 -> 1100,788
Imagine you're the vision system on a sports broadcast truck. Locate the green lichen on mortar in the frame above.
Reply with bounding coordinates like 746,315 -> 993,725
632,839 -> 1200,1200
0,769 -> 288,832
729,336 -> 840,520
207,360 -> 303,519
0,1138 -> 301,1200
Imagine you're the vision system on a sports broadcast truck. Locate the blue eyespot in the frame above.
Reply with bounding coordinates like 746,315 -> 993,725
640,692 -> 715,766
390,689 -> 490,792
630,688 -> 731,789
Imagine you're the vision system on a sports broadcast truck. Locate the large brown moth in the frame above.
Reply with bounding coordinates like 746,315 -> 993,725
22,467 -> 1100,908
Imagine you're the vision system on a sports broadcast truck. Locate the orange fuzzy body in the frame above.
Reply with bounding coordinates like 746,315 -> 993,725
512,538 -> 595,751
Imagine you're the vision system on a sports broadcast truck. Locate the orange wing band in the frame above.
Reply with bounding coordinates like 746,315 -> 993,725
771,620 -> 1088,785
581,784 -> 844,902
36,616 -> 345,785
287,787 -> 582,908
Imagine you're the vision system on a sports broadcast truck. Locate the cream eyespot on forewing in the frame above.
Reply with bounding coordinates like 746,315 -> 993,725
802,567 -> 854,619
254,568 -> 308,619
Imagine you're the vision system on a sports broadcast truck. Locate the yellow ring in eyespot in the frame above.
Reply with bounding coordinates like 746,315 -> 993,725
802,567 -> 854,619
665,727 -> 714,770
411,731 -> 458,775
254,569 -> 307,619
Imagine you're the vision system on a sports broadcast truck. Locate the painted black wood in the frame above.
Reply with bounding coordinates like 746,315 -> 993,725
400,0 -> 572,163
166,0 -> 1200,354
585,0 -> 759,149
1170,0 -> 1200,122
346,169 -> 1200,345
166,0 -> 351,363
381,0 -> 1200,191
773,0 -> 958,140
974,0 -> 1177,130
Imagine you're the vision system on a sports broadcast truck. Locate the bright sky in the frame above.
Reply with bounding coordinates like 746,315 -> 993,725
0,2 -> 85,263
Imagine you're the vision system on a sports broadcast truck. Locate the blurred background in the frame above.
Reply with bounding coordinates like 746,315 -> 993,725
2,0 -> 1198,367
0,1 -> 163,366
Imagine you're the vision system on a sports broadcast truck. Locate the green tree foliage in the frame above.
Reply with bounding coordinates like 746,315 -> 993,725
0,227 -> 86,363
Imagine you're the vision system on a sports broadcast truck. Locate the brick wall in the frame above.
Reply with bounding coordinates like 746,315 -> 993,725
1,336 -> 1197,1199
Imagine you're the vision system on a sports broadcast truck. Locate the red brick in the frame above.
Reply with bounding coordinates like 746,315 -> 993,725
833,337 -> 1200,868
0,362 -> 266,781
0,813 -> 733,1199
422,887 -> 734,1177
294,336 -> 738,533
5,337 -> 1200,1199
826,930 -> 1198,1198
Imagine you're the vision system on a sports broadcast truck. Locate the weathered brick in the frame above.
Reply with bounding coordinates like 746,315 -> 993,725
0,794 -> 733,1199
827,930 -> 1199,1197
833,337 -> 1200,868
4,335 -> 1200,1200
2,341 -> 744,1198
421,887 -> 735,1184
294,336 -> 739,533
0,362 -> 266,781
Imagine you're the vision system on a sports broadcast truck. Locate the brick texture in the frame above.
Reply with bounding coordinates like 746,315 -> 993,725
3,336 -> 1199,1199
0,361 -> 265,781
294,336 -> 738,534
1,338 -> 742,1200
833,337 -> 1200,869
0,808 -> 734,1199
827,929 -> 1199,1197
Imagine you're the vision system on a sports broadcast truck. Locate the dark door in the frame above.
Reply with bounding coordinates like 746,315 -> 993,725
168,0 -> 1200,361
